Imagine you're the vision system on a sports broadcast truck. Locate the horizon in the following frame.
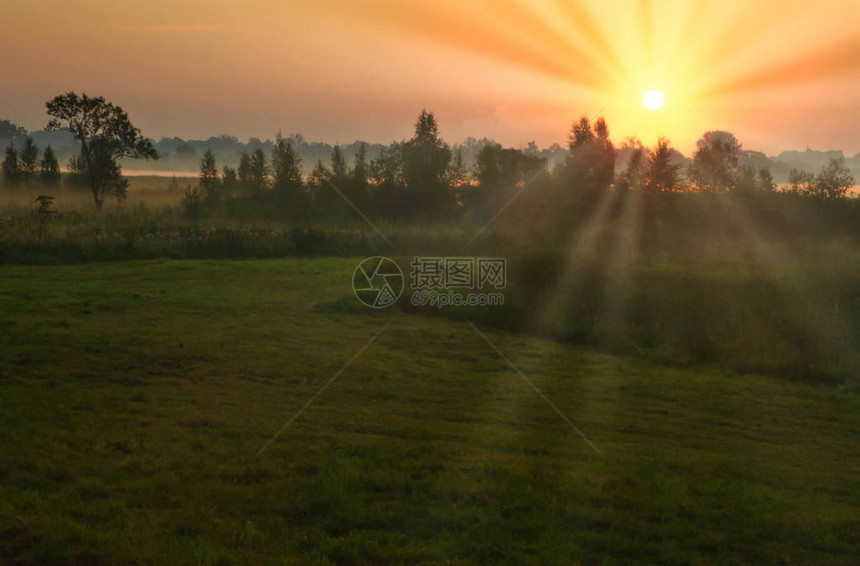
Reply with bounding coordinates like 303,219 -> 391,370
10,118 -> 860,162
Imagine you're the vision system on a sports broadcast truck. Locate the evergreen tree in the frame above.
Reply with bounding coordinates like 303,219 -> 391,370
330,145 -> 348,183
39,145 -> 61,186
352,143 -> 369,187
564,115 -> 616,200
616,147 -> 647,192
237,151 -> 253,193
2,144 -> 20,187
19,137 -> 39,183
249,148 -> 268,192
271,133 -> 302,194
401,110 -> 452,217
351,143 -> 370,209
222,166 -> 238,196
199,149 -> 220,201
646,138 -> 682,193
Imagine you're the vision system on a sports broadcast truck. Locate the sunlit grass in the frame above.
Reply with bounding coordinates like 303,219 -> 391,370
0,258 -> 858,564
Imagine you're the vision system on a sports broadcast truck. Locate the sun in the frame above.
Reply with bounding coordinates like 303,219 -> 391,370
643,90 -> 664,110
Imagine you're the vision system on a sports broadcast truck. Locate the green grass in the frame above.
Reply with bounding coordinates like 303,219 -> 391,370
1,258 -> 858,564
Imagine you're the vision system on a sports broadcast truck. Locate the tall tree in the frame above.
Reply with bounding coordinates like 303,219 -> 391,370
472,144 -> 545,218
199,149 -> 220,201
330,145 -> 348,183
401,110 -> 452,217
271,133 -> 303,195
646,138 -> 682,193
616,146 -> 647,192
237,151 -> 253,193
39,145 -> 61,186
370,143 -> 409,219
2,145 -> 20,187
812,158 -> 854,200
45,92 -> 157,208
19,137 -> 39,184
352,143 -> 369,187
221,166 -> 238,196
689,131 -> 741,192
249,148 -> 269,192
447,146 -> 468,187
348,142 -> 370,210
564,115 -> 616,198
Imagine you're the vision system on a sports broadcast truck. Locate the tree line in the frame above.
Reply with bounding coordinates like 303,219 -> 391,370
182,111 -> 854,222
2,137 -> 61,187
1,92 -> 854,220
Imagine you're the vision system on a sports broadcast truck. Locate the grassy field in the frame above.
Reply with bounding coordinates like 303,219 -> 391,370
1,258 -> 858,565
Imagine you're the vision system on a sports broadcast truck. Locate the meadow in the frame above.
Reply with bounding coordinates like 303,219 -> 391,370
2,175 -> 860,564
3,181 -> 859,384
1,258 -> 858,565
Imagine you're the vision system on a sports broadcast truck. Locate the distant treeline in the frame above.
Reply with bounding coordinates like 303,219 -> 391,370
2,110 -> 857,233
162,110 -> 854,226
1,117 -> 858,183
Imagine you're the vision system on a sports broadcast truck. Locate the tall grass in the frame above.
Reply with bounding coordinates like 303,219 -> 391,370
3,181 -> 860,385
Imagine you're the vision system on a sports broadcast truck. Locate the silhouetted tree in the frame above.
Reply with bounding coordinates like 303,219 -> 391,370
734,164 -> 776,194
757,167 -> 776,192
199,150 -> 220,201
350,142 -> 370,208
271,133 -> 304,214
402,110 -> 452,218
19,137 -> 39,184
564,115 -> 616,200
646,138 -> 682,193
309,159 -> 331,186
2,145 -> 20,187
353,143 -> 369,187
787,169 -> 814,196
370,143 -> 403,187
448,146 -> 468,187
249,148 -> 268,192
616,146 -> 647,192
810,158 -> 854,200
237,151 -> 253,192
39,145 -> 61,187
470,143 -> 545,220
271,133 -> 302,192
568,116 -> 594,149
182,184 -> 203,219
689,131 -> 741,192
370,143 -> 410,219
330,145 -> 348,184
221,166 -> 238,196
46,92 -> 157,208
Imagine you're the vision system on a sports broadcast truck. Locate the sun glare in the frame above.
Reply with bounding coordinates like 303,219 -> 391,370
643,90 -> 664,110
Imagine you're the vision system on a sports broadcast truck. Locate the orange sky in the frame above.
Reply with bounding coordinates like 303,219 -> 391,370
2,0 -> 858,155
